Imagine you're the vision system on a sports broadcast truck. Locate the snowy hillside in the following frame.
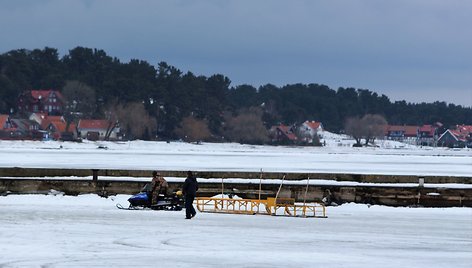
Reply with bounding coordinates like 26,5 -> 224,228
320,131 -> 417,149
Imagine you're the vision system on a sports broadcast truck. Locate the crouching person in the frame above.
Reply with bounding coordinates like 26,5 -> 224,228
182,171 -> 198,219
151,171 -> 168,205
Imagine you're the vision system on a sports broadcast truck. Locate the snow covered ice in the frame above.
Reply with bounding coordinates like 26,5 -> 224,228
0,138 -> 470,176
0,194 -> 471,267
0,139 -> 471,267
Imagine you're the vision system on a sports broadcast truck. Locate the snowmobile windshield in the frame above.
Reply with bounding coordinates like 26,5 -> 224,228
141,183 -> 152,193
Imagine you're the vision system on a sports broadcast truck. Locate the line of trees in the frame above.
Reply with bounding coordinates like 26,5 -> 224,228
0,47 -> 471,142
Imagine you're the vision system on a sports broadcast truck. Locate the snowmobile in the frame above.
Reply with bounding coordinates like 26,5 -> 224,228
116,183 -> 184,211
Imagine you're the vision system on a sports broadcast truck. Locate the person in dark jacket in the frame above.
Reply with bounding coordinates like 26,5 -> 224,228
182,171 -> 198,219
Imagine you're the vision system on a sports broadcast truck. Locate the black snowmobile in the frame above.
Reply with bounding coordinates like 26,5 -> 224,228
116,183 -> 184,211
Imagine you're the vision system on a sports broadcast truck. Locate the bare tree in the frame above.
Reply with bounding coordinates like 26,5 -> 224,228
345,114 -> 387,147
62,80 -> 97,133
174,116 -> 211,142
105,101 -> 157,140
223,107 -> 269,144
363,114 -> 387,145
345,116 -> 364,147
62,80 -> 96,118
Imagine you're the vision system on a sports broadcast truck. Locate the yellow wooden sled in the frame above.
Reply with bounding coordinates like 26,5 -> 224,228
195,196 -> 327,218
195,172 -> 327,218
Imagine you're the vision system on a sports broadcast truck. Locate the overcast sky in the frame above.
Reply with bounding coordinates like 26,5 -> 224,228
0,0 -> 471,107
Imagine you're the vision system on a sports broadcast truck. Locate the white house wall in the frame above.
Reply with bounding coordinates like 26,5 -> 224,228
78,129 -> 118,140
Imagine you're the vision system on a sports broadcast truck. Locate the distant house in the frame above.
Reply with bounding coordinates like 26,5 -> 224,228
45,118 -> 77,141
438,125 -> 472,148
417,124 -> 439,146
17,89 -> 65,116
77,119 -> 119,141
0,114 -> 15,139
30,113 -> 63,129
298,121 -> 324,143
269,124 -> 298,144
9,119 -> 41,140
29,113 -> 71,140
0,114 -> 13,129
384,125 -> 419,144
384,124 -> 439,146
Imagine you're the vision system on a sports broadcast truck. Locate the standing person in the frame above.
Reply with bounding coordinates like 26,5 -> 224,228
182,171 -> 198,219
150,171 -> 168,205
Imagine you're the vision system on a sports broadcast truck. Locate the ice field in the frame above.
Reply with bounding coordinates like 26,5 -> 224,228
0,139 -> 470,176
0,194 -> 471,268
0,139 -> 471,267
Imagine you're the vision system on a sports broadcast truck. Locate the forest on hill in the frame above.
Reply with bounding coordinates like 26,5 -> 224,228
0,47 -> 471,141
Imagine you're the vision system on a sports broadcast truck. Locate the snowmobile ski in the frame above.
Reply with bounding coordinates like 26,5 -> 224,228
115,203 -> 149,210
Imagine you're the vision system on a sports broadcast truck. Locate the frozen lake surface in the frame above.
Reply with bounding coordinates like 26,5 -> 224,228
0,140 -> 470,176
1,139 -> 471,267
0,194 -> 471,268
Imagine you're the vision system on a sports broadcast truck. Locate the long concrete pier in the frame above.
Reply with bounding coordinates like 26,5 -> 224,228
1,167 -> 471,207
1,167 -> 471,183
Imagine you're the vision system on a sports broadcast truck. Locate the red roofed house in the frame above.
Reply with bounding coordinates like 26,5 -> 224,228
384,125 -> 419,144
298,120 -> 324,143
0,114 -> 14,139
0,114 -> 12,130
29,113 -> 63,129
269,124 -> 298,144
29,113 -> 67,140
385,123 -> 441,146
45,118 -> 77,141
1,114 -> 49,140
417,124 -> 440,146
438,125 -> 472,148
77,119 -> 119,141
17,89 -> 65,116
10,119 -> 41,139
